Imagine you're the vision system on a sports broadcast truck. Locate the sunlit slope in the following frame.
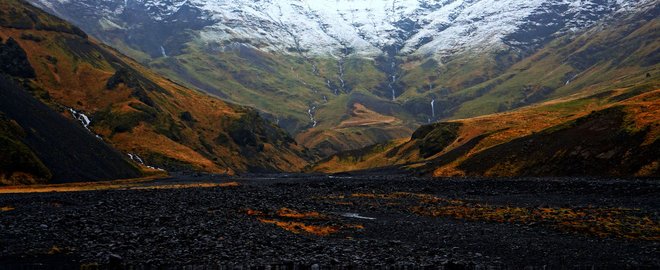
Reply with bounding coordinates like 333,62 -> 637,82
0,0 -> 310,176
313,81 -> 659,177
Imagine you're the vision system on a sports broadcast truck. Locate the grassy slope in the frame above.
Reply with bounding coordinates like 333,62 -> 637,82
312,13 -> 660,176
399,8 -> 659,120
24,1 -> 658,160
106,8 -> 655,158
0,0 -> 309,175
313,81 -> 659,176
146,43 -> 417,156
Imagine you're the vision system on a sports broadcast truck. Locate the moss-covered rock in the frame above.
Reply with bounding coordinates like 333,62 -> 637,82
412,122 -> 462,158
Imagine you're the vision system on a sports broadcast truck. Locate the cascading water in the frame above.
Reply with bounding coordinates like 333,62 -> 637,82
338,60 -> 346,93
311,64 -> 319,76
307,105 -> 317,128
431,99 -> 435,118
327,79 -> 337,95
68,108 -> 101,139
389,74 -> 397,101
160,46 -> 167,57
128,153 -> 165,171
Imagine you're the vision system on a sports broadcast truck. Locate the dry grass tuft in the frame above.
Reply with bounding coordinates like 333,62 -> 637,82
258,218 -> 339,236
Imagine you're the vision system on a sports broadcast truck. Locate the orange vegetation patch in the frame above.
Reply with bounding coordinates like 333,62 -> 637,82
258,218 -> 339,236
111,124 -> 228,174
0,177 -> 240,194
276,208 -> 325,219
413,204 -> 660,240
323,192 -> 660,240
1,206 -> 15,212
246,208 -> 364,236
326,192 -> 462,205
128,182 -> 240,190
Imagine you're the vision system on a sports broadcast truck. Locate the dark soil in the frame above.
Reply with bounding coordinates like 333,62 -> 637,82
0,174 -> 658,269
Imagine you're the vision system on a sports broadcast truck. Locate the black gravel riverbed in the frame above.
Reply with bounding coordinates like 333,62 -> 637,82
0,174 -> 658,269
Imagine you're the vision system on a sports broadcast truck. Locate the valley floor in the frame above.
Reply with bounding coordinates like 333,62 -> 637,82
0,175 -> 658,269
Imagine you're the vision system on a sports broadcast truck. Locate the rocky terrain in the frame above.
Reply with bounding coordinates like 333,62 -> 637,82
1,174 -> 658,269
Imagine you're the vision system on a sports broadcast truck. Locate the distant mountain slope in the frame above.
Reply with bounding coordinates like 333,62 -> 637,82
29,0 -> 655,57
0,0 -> 310,182
312,8 -> 660,176
27,0 -> 659,157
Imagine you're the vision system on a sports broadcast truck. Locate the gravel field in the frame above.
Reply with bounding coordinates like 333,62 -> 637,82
0,174 -> 658,269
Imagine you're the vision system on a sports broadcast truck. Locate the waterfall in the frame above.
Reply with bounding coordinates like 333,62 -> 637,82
431,99 -> 435,118
160,46 -> 167,57
68,108 -> 101,139
327,79 -> 337,95
390,75 -> 397,101
566,74 -> 578,85
338,60 -> 346,92
69,108 -> 91,129
311,64 -> 319,76
307,106 -> 317,128
128,153 -> 165,171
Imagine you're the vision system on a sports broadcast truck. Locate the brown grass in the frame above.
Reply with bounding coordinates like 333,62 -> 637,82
413,204 -> 660,240
329,192 -> 659,240
276,208 -> 325,219
246,207 -> 363,236
0,177 -> 239,194
258,218 -> 339,236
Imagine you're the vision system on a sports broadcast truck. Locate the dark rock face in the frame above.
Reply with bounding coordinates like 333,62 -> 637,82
0,37 -> 35,78
0,75 -> 142,183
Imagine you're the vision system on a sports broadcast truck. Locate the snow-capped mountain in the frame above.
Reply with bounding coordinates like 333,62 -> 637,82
25,0 -> 660,156
30,0 -> 655,58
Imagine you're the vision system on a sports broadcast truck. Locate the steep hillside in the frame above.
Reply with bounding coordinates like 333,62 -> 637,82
28,0 -> 658,156
0,0 -> 310,180
312,9 -> 660,176
0,74 -> 142,185
313,83 -> 659,176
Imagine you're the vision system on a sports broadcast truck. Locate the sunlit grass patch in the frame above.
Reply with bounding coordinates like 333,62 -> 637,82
257,218 -> 339,236
322,192 -> 660,240
0,177 -> 240,194
412,204 -> 660,240
276,208 -> 326,219
245,208 -> 363,237
128,181 -> 240,190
